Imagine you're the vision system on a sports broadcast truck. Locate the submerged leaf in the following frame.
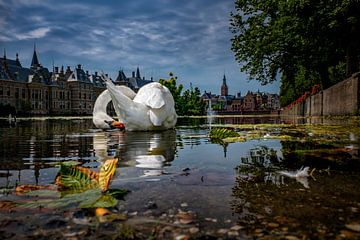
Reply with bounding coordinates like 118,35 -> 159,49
79,191 -> 118,208
107,188 -> 129,200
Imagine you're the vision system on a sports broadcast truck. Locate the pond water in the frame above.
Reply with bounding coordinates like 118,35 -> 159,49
0,116 -> 359,239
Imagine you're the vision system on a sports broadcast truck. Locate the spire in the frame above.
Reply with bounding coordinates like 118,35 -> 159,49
31,43 -> 40,68
136,66 -> 140,79
221,73 -> 228,96
15,53 -> 21,66
222,74 -> 227,86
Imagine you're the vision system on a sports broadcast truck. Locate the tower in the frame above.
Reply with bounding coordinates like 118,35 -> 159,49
221,74 -> 228,96
31,43 -> 40,68
136,66 -> 141,79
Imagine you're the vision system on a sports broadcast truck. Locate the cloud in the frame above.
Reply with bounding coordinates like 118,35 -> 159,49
14,27 -> 51,40
2,0 -> 280,94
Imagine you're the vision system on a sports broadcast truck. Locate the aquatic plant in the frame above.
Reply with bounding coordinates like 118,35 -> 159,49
209,128 -> 240,139
15,159 -> 128,209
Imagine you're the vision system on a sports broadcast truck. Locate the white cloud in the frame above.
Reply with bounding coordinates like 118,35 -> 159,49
15,27 -> 51,40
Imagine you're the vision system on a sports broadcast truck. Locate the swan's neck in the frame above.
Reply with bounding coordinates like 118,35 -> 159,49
93,90 -> 111,115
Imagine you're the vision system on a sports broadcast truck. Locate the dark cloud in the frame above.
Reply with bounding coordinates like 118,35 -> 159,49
1,0 -> 279,94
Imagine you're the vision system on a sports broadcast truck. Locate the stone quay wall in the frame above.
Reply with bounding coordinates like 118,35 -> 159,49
282,72 -> 360,116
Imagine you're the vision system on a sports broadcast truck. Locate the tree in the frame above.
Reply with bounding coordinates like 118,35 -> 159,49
159,73 -> 206,116
159,72 -> 184,114
230,0 -> 360,106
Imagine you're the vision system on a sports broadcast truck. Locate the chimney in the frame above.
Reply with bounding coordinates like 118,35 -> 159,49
151,77 -> 153,81
60,66 -> 64,73
77,64 -> 81,69
105,74 -> 108,77
143,77 -> 145,80
95,71 -> 98,77
86,70 -> 89,75
55,67 -> 59,73
132,71 -> 135,78
66,66 -> 71,72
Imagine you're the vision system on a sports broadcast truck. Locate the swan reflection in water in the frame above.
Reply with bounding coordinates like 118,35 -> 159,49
92,130 -> 177,178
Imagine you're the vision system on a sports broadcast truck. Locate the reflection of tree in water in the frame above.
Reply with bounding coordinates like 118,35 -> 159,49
280,140 -> 358,171
232,144 -> 360,238
231,171 -> 360,239
236,146 -> 282,179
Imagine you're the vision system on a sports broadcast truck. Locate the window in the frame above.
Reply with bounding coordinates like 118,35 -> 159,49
0,86 -> 3,95
15,88 -> 19,99
22,89 -> 25,98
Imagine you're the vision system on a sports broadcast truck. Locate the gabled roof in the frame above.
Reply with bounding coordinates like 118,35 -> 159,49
0,57 -> 35,83
67,67 -> 92,83
127,77 -> 152,90
115,70 -> 127,82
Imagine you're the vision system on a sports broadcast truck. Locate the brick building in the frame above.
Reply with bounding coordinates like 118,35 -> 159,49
0,47 -> 152,116
201,74 -> 280,114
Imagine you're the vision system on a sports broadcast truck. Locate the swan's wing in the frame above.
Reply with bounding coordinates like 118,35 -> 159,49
134,83 -> 166,109
116,86 -> 136,100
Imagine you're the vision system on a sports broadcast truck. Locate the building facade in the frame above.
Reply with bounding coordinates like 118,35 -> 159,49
0,48 -> 152,116
201,74 -> 280,114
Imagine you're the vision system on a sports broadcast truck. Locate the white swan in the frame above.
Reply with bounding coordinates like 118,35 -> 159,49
93,85 -> 136,130
101,74 -> 177,131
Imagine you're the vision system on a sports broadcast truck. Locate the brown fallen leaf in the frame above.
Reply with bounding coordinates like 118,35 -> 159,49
15,185 -> 54,195
0,200 -> 16,210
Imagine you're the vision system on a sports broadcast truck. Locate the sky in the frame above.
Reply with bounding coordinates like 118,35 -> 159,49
0,0 -> 280,95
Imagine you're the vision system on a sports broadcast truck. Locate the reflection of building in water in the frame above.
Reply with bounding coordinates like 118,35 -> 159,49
0,119 -> 95,186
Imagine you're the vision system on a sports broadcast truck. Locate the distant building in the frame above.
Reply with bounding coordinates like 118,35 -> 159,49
220,74 -> 228,96
201,74 -> 280,114
0,47 -> 151,115
114,67 -> 153,92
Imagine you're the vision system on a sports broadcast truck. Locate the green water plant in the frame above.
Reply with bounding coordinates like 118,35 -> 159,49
15,159 -> 128,209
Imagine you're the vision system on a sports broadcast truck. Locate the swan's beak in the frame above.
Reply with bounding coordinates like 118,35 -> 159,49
111,121 -> 125,130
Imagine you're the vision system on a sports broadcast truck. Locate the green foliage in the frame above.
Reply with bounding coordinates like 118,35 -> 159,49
230,0 -> 360,105
17,161 -> 128,209
209,128 -> 240,139
58,164 -> 98,191
159,73 -> 206,116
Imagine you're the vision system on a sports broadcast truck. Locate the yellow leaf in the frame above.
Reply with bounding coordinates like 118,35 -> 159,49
99,159 -> 118,192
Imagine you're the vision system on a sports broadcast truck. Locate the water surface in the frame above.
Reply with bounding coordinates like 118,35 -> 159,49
0,116 -> 359,239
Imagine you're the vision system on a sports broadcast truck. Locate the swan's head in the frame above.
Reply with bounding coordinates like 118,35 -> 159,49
104,120 -> 125,130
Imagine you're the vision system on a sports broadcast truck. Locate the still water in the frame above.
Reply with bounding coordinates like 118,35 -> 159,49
0,116 -> 359,239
